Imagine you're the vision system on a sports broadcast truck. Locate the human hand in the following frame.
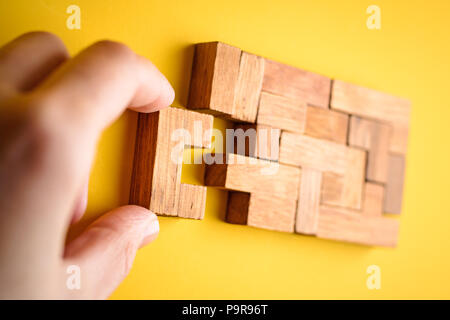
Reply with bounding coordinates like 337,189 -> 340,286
0,32 -> 174,299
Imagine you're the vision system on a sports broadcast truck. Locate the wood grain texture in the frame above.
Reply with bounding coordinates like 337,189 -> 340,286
296,168 -> 322,235
262,59 -> 331,108
130,107 -> 213,218
204,153 -> 301,199
233,124 -> 280,161
384,154 -> 406,214
304,106 -> 349,144
177,184 -> 207,219
280,132 -> 365,209
317,205 -> 399,247
331,80 -> 410,154
363,182 -> 384,217
187,42 -> 241,116
233,52 -> 265,122
257,91 -> 306,133
226,192 -> 296,233
226,192 -> 250,225
349,117 -> 391,183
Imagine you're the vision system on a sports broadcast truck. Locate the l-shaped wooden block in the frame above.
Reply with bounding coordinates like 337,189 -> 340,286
130,107 -> 213,219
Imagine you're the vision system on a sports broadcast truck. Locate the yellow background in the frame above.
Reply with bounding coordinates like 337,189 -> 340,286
1,0 -> 449,299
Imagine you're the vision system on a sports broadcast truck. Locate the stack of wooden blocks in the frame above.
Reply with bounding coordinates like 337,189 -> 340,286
130,41 -> 410,247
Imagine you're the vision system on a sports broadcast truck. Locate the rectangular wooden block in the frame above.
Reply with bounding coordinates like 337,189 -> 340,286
304,106 -> 349,144
188,42 -> 241,116
130,107 -> 213,218
384,154 -> 406,214
257,91 -> 306,133
233,52 -> 265,122
262,59 -> 331,108
280,132 -> 365,209
296,168 -> 322,235
331,80 -> 410,154
317,205 -> 399,247
233,124 -> 280,161
349,117 -> 391,184
227,192 -> 296,233
363,182 -> 384,217
204,153 -> 301,200
177,184 -> 207,219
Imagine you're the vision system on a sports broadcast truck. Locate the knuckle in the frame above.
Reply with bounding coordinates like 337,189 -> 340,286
19,31 -> 69,56
91,40 -> 134,61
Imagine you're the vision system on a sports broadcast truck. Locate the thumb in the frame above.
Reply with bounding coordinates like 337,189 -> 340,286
62,205 -> 159,299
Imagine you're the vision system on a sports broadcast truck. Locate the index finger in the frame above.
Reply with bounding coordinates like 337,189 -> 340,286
33,40 -> 174,134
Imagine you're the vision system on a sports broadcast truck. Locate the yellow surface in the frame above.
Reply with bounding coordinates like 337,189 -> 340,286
1,0 -> 450,299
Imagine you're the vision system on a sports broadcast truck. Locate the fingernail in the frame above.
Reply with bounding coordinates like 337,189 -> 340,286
140,213 -> 159,247
164,79 -> 175,105
144,214 -> 159,238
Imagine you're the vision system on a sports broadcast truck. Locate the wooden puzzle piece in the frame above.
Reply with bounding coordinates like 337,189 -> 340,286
279,132 -> 366,209
257,92 -> 306,133
296,167 -> 322,235
188,42 -> 265,122
304,106 -> 349,144
227,192 -> 297,233
317,205 -> 399,247
384,154 -> 406,214
204,153 -> 301,199
331,80 -> 410,154
188,42 -> 241,117
262,58 -> 331,109
130,107 -> 213,219
234,52 -> 265,122
232,123 -> 280,161
349,116 -> 391,184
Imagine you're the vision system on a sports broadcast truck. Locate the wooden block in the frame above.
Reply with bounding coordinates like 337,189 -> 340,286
187,42 -> 241,116
304,106 -> 349,144
233,124 -> 280,161
257,92 -> 306,133
279,132 -> 365,209
296,168 -> 322,235
349,117 -> 391,183
262,59 -> 331,108
227,192 -> 296,233
233,52 -> 265,122
317,205 -> 399,247
205,153 -> 301,200
130,108 -> 213,218
363,182 -> 384,217
331,80 -> 410,154
177,184 -> 207,219
226,192 -> 250,225
384,154 -> 406,214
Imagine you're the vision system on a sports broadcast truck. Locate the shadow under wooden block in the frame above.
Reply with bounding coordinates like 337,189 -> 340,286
349,116 -> 391,184
129,107 -> 213,219
227,191 -> 296,233
262,58 -> 331,109
204,153 -> 301,200
280,132 -> 366,209
384,154 -> 406,214
331,79 -> 410,155
317,205 -> 399,247
232,123 -> 280,161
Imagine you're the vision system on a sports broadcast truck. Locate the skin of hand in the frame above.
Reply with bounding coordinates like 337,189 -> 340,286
0,32 -> 175,299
